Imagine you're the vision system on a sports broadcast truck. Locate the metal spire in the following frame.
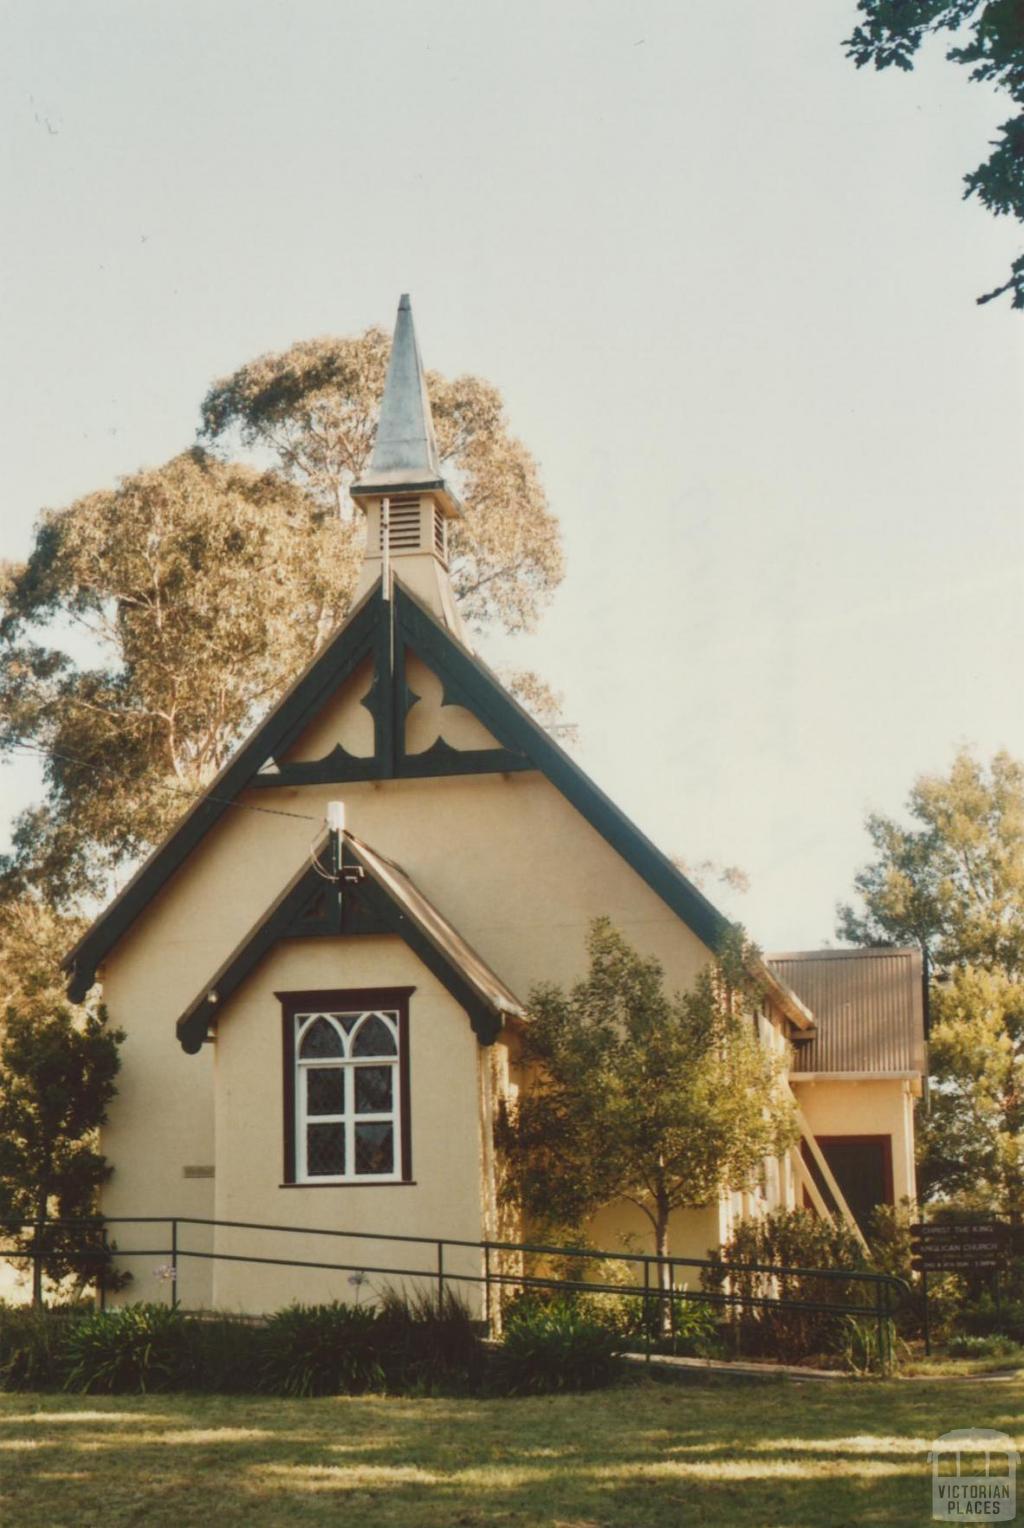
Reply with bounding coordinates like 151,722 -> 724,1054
355,294 -> 444,490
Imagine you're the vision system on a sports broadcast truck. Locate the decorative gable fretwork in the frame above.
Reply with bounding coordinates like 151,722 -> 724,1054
249,581 -> 531,791
65,574 -> 737,1006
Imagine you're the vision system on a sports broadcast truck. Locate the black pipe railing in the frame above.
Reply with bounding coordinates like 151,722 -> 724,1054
0,1214 -> 910,1370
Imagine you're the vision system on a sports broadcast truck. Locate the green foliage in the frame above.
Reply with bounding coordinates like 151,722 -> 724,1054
0,1292 -> 485,1398
0,995 -> 124,1303
662,1300 -> 719,1354
703,1210 -> 869,1364
866,1200 -> 916,1283
0,897 -> 83,1020
845,2 -> 1024,309
184,1315 -> 266,1395
521,1284 -> 723,1358
838,749 -> 1024,971
500,918 -> 797,1268
922,967 -> 1023,1210
64,1304 -> 188,1394
839,749 -> 1024,1212
258,1302 -> 384,1397
0,1303 -> 79,1391
0,449 -> 359,904
947,1330 -> 1022,1358
256,1291 -> 481,1398
374,1287 -> 483,1395
959,1287 -> 1024,1343
867,1201 -> 926,1338
492,1299 -> 623,1395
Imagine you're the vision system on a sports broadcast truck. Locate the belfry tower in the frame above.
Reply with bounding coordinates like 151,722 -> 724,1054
351,295 -> 466,641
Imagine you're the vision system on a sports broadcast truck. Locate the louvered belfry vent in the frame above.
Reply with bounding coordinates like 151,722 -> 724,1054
379,496 -> 421,552
433,505 -> 447,564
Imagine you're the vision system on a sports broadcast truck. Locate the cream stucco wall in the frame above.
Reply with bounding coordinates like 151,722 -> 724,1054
95,642 -> 916,1313
99,948 -> 216,1308
587,1201 -> 726,1278
97,651 -> 717,1309
791,1077 -> 917,1207
210,936 -> 493,1314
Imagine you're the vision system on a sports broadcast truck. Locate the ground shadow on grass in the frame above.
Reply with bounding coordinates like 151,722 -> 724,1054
0,1378 -> 1020,1528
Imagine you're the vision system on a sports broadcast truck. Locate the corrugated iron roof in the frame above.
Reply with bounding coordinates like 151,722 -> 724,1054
768,947 -> 926,1075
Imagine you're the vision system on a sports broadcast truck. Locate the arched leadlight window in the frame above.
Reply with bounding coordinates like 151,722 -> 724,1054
279,988 -> 413,1185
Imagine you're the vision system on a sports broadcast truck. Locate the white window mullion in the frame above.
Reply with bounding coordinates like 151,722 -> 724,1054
293,1007 -> 403,1184
296,1019 -> 307,1180
343,1060 -> 354,1178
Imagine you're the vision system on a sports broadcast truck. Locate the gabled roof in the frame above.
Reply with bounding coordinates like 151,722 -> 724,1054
176,829 -> 524,1053
770,947 -> 925,1074
66,570 -> 810,1028
63,583 -> 381,1001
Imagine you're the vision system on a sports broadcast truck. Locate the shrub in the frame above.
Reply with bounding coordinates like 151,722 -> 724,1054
652,1298 -> 723,1358
492,1299 -> 622,1395
185,1314 -> 265,1395
703,1210 -> 868,1365
947,1332 -> 1021,1360
958,1291 -> 1024,1346
64,1304 -> 189,1394
258,1303 -> 384,1397
0,1304 -> 79,1391
867,1201 -> 915,1284
375,1287 -> 483,1394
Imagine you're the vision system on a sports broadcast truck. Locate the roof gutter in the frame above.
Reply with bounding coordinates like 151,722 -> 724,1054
754,957 -> 815,1031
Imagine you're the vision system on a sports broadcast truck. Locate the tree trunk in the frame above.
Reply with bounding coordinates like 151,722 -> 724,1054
655,1202 -> 672,1339
31,1192 -> 46,1309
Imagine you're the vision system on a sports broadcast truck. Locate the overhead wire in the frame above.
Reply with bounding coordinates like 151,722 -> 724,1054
6,738 -> 322,824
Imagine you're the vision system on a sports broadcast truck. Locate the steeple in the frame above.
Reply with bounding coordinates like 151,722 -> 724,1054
351,296 -> 466,640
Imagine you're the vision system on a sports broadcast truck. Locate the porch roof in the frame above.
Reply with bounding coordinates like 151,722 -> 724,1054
769,947 -> 926,1075
175,828 -> 524,1053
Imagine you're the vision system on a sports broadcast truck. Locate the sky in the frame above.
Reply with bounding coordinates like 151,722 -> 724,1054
1,0 -> 1021,952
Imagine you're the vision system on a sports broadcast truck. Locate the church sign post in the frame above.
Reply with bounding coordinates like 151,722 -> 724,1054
910,1220 -> 1009,1356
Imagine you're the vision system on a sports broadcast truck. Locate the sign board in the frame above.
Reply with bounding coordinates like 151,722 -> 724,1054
910,1220 -> 1008,1274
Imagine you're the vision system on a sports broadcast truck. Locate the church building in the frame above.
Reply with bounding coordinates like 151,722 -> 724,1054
64,297 -> 925,1311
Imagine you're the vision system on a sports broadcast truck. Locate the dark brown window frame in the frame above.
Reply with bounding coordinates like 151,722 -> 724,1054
278,986 -> 414,1187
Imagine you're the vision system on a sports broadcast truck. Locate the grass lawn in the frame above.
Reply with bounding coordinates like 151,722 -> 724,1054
1,1373 -> 1021,1528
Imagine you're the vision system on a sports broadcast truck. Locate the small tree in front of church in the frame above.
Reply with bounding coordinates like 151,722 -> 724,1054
500,918 -> 798,1321
0,993 -> 124,1305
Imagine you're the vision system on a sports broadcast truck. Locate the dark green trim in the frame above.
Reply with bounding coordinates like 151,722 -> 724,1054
249,745 -> 380,790
397,739 -> 531,777
393,580 -> 732,954
175,834 -> 504,1054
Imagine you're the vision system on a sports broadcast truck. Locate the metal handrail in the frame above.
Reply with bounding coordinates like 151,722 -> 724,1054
0,1212 -> 909,1370
0,1212 -> 911,1293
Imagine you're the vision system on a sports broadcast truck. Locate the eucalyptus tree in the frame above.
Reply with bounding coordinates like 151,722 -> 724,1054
1,449 -> 357,901
839,748 -> 1024,1211
2,329 -> 564,904
199,328 -> 564,635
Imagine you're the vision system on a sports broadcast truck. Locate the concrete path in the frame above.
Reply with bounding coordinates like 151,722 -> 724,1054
622,1351 -> 1024,1383
621,1350 -> 844,1381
